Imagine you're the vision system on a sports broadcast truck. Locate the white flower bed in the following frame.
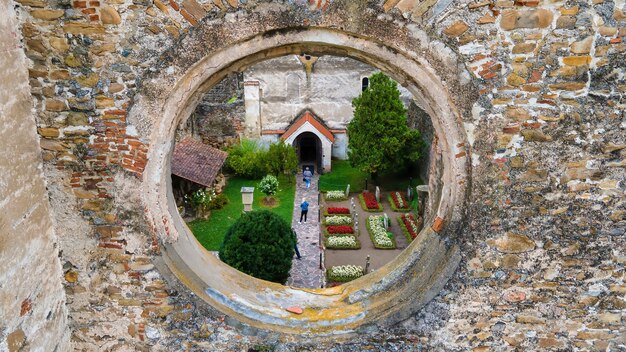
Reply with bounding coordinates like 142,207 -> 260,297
367,215 -> 395,248
327,236 -> 357,247
327,265 -> 364,282
325,190 -> 347,200
325,215 -> 353,225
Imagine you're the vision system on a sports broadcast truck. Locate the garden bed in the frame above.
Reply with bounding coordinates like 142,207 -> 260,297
324,235 -> 361,250
323,207 -> 351,217
388,191 -> 411,212
323,215 -> 353,226
366,215 -> 396,249
397,213 -> 422,243
358,192 -> 383,212
323,225 -> 354,237
326,265 -> 364,282
324,190 -> 348,201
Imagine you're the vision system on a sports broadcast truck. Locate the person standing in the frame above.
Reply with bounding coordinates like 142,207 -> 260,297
292,228 -> 302,259
299,198 -> 309,224
303,166 -> 313,189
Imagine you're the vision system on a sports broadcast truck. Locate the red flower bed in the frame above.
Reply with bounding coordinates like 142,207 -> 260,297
327,207 -> 350,214
327,225 -> 354,234
391,192 -> 408,209
362,192 -> 379,209
401,213 -> 419,239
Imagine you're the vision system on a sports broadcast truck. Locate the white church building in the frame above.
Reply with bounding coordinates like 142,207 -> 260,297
241,55 -> 413,173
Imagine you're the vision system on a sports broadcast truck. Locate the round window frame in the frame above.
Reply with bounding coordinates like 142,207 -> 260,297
139,27 -> 470,336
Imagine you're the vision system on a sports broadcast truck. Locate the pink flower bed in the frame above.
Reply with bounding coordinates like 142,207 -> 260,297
327,225 -> 354,234
327,207 -> 350,214
362,192 -> 379,209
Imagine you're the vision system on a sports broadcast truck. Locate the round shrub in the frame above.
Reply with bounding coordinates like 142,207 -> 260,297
258,174 -> 279,197
219,210 -> 295,283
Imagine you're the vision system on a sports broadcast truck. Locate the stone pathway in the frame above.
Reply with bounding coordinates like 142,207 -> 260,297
287,173 -> 324,288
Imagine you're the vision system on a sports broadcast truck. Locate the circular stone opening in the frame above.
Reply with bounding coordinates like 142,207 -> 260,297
175,53 -> 440,287
140,27 -> 470,336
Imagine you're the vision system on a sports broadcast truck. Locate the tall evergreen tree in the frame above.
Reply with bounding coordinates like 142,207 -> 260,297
347,72 -> 424,179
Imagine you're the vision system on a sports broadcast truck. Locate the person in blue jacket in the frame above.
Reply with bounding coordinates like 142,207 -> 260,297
303,166 -> 313,189
299,198 -> 309,223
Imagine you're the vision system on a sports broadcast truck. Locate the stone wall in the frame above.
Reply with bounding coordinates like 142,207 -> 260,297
177,73 -> 244,148
6,0 -> 626,350
0,0 -> 69,350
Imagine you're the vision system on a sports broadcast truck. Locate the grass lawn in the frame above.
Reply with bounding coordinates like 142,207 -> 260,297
319,160 -> 368,193
188,175 -> 296,251
319,160 -> 424,193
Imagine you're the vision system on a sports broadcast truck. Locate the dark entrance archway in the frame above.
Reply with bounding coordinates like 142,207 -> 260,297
294,132 -> 321,173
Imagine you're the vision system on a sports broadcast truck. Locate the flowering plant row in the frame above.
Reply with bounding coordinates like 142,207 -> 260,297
359,192 -> 383,212
326,265 -> 364,282
389,192 -> 411,212
367,215 -> 395,249
327,207 -> 350,214
327,225 -> 354,234
325,190 -> 348,201
324,215 -> 353,226
325,235 -> 360,249
398,213 -> 422,242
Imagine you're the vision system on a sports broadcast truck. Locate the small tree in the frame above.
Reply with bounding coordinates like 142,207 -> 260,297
219,210 -> 295,283
347,72 -> 424,180
258,175 -> 279,198
266,141 -> 298,176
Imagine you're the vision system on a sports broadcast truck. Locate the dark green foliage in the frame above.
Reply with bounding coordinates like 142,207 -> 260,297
207,193 -> 228,210
226,139 -> 298,179
225,139 -> 265,179
347,72 -> 425,178
219,210 -> 295,283
265,141 -> 298,176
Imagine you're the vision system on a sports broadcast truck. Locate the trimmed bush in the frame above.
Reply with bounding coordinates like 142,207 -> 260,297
219,210 -> 295,283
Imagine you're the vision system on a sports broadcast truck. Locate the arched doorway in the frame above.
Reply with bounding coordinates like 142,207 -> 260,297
294,132 -> 321,173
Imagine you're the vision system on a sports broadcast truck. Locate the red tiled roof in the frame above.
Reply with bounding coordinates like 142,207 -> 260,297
171,138 -> 227,187
281,110 -> 334,143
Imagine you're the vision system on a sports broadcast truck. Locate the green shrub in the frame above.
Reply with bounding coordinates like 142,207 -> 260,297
219,210 -> 295,283
258,175 -> 279,197
186,188 -> 215,215
265,141 -> 298,176
208,193 -> 228,210
226,139 -> 267,179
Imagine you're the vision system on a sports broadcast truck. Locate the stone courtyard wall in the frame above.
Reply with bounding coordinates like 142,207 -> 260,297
3,0 -> 626,350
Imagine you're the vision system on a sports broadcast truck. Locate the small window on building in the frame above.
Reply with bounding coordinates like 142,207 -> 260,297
361,77 -> 369,92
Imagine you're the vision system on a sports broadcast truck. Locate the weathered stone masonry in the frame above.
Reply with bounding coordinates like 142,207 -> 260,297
0,0 -> 624,350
